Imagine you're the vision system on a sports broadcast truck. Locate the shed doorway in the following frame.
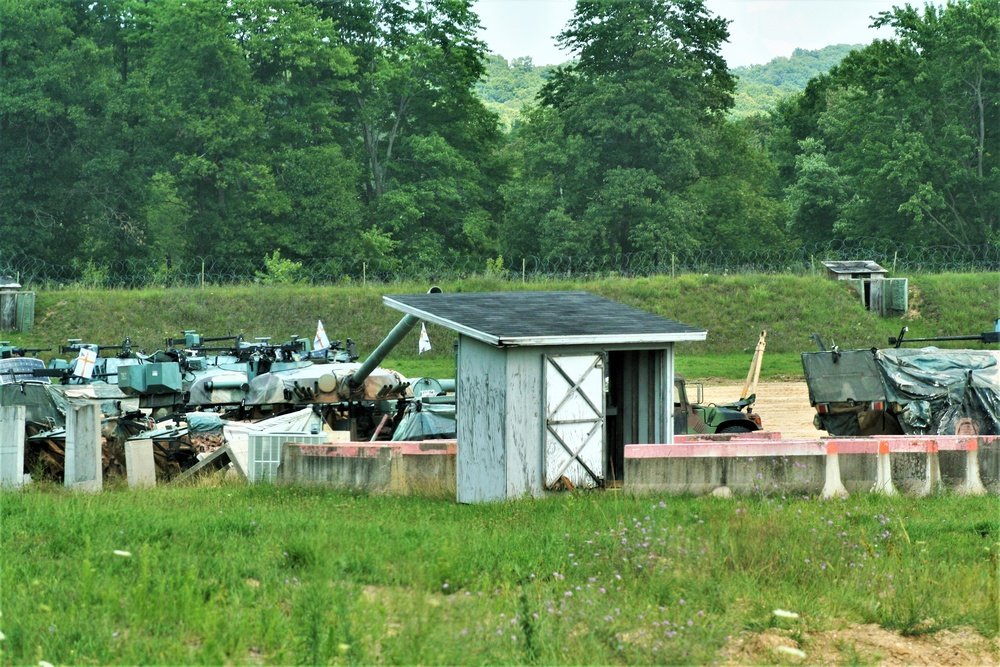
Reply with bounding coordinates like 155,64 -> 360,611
543,354 -> 605,490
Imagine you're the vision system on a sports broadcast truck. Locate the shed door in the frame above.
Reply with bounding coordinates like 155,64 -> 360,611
544,354 -> 605,490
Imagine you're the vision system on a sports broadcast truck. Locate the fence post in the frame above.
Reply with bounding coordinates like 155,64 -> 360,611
363,262 -> 367,286
671,254 -> 675,279
522,258 -> 526,283
201,260 -> 205,288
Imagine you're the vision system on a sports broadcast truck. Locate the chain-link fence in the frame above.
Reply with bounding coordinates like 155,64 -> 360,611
2,239 -> 998,289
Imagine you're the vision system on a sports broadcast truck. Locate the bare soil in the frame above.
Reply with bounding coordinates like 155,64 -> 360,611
701,381 -> 818,439
720,622 -> 1000,666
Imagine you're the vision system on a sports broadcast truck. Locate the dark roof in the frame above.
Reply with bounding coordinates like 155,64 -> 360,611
383,291 -> 706,347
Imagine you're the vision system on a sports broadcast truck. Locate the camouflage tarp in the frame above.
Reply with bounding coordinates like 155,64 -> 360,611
875,348 -> 1000,436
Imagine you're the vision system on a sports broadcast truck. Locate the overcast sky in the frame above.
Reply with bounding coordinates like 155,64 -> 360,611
474,0 -> 911,69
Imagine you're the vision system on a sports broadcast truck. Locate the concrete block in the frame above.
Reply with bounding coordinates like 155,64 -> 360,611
1,405 -> 26,489
124,438 -> 156,488
65,400 -> 102,492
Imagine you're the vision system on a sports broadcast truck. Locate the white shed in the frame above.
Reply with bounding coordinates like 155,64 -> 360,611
383,291 -> 706,503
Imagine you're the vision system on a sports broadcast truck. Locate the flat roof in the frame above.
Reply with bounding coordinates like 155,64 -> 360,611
821,260 -> 887,275
384,291 -> 707,347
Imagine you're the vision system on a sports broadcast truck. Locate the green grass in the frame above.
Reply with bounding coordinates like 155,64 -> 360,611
1,482 -> 997,665
5,273 -> 998,381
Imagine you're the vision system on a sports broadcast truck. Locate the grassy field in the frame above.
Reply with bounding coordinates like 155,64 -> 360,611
6,272 -> 999,381
1,481 -> 998,665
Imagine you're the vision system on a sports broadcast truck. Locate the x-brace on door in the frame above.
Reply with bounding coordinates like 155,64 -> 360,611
544,354 -> 605,490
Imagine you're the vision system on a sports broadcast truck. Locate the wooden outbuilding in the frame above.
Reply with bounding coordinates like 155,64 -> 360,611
383,291 -> 706,503
820,261 -> 907,317
0,276 -> 34,332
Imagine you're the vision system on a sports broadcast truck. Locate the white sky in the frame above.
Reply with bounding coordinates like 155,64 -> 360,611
474,0 -> 911,68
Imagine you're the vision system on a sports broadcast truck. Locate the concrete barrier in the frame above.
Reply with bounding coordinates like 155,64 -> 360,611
277,440 -> 457,496
624,434 -> 998,497
271,432 -> 997,499
1,405 -> 26,489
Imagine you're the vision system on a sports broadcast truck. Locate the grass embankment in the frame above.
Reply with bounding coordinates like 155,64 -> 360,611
6,273 -> 1000,380
2,482 -> 997,665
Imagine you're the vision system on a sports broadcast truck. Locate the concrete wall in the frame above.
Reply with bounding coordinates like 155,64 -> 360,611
624,439 -> 999,496
1,405 -> 26,488
65,400 -> 102,492
277,441 -> 456,496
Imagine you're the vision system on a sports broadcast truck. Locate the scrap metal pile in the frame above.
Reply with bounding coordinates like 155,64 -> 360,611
1,306 -> 456,483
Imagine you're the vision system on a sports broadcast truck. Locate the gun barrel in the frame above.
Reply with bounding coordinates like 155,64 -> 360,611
891,332 -> 1000,346
348,286 -> 441,389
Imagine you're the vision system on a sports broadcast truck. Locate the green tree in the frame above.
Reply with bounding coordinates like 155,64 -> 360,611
773,0 -> 999,248
503,0 -> 736,260
784,138 -> 847,244
317,0 -> 506,264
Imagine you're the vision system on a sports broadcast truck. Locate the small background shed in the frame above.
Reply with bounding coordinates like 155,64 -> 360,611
0,276 -> 34,333
383,291 -> 705,503
821,261 -> 907,317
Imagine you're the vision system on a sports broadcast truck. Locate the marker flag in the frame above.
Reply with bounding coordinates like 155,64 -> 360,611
418,323 -> 432,354
73,347 -> 98,379
314,319 -> 331,351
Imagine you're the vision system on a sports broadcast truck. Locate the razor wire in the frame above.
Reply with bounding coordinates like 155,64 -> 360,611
1,239 -> 998,289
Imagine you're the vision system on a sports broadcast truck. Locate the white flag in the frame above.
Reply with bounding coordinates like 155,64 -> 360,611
73,347 -> 98,379
314,319 -> 331,351
418,323 -> 432,354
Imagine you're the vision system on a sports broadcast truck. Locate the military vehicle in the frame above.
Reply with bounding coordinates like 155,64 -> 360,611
802,324 -> 1000,436
245,287 -> 443,440
673,376 -> 762,434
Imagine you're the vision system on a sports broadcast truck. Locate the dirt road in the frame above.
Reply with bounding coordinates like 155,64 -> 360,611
700,381 -> 819,439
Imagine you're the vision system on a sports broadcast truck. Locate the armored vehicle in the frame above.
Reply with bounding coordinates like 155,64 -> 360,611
802,325 -> 1000,436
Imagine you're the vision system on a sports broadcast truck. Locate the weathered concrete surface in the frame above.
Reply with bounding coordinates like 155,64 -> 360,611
623,435 -> 999,496
65,400 -> 102,492
278,441 -> 456,496
274,434 -> 997,499
124,438 -> 156,488
1,405 -> 26,489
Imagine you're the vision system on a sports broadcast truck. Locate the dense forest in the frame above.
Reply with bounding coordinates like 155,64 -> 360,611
1,0 -> 997,279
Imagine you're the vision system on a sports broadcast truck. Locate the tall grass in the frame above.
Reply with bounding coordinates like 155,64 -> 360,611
2,482 -> 996,665
6,273 -> 998,381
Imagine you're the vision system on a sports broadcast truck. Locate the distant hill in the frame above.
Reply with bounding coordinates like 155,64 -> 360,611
474,45 -> 863,129
730,44 -> 862,119
475,54 -> 559,131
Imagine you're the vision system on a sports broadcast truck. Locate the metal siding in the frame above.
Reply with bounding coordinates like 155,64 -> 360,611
504,347 -> 545,497
870,279 -> 885,316
889,278 -> 908,317
456,338 -> 508,503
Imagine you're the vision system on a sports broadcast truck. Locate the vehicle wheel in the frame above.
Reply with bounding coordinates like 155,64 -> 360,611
718,425 -> 752,433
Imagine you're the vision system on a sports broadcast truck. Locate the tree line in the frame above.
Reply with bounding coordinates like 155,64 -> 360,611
1,0 -> 996,277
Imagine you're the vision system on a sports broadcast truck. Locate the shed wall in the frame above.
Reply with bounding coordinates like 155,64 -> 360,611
456,338 -> 508,503
504,346 -> 545,497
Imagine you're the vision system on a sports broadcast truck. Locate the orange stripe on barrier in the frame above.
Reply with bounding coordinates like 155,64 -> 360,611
826,442 -> 837,455
878,441 -> 890,455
